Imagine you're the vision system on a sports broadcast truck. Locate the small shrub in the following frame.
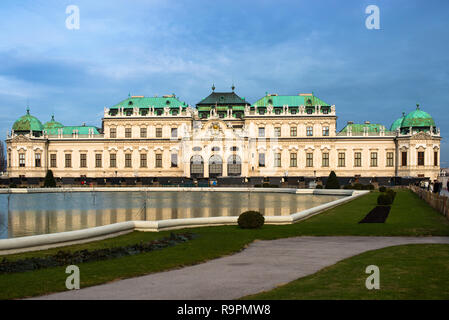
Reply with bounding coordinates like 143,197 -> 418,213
325,171 -> 340,189
238,211 -> 265,229
9,183 -> 17,188
352,183 -> 363,190
44,170 -> 56,188
386,189 -> 397,201
377,194 -> 393,205
315,185 -> 323,189
379,186 -> 387,193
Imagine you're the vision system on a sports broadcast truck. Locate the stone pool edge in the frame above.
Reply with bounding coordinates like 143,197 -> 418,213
0,189 -> 369,255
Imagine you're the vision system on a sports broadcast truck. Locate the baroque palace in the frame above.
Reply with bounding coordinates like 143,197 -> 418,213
5,86 -> 441,184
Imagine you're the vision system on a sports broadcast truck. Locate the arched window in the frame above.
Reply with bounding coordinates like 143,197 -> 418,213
190,155 -> 204,178
209,155 -> 223,178
227,155 -> 241,176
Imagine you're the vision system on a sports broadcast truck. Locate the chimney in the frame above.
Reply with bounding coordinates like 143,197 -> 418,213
347,121 -> 354,125
364,121 -> 370,124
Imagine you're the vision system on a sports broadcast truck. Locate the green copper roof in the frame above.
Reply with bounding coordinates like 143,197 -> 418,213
252,94 -> 330,108
390,112 -> 406,131
340,123 -> 386,133
401,105 -> 435,128
44,125 -> 100,135
44,115 -> 64,129
12,108 -> 44,132
197,92 -> 250,106
110,96 -> 188,109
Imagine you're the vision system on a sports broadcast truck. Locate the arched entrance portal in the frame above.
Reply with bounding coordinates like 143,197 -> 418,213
227,155 -> 242,176
209,155 -> 223,178
190,155 -> 204,178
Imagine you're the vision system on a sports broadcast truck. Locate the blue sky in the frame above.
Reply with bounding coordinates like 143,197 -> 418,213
0,0 -> 448,166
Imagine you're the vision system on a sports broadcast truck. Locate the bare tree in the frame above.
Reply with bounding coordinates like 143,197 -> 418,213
0,140 -> 5,173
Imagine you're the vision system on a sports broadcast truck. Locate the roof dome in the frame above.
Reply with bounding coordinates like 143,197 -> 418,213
390,112 -> 406,131
12,108 -> 44,132
401,105 -> 435,128
44,115 -> 64,129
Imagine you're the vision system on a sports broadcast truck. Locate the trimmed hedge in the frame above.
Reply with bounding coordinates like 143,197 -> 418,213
238,211 -> 265,229
0,232 -> 195,275
379,186 -> 387,193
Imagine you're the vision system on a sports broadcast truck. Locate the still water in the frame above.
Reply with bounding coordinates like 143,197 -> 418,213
0,191 -> 344,239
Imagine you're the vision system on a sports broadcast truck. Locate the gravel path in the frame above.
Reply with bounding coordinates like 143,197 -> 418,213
32,236 -> 449,300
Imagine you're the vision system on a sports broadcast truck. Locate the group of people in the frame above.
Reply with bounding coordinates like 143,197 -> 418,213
418,179 -> 448,194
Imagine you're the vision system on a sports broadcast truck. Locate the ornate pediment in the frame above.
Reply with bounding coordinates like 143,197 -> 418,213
411,131 -> 431,141
10,134 -> 32,143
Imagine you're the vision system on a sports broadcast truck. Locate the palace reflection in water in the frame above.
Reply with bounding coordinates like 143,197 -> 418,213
0,192 -> 344,239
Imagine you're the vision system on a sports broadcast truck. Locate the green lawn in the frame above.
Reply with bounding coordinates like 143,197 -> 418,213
242,244 -> 449,300
0,189 -> 448,299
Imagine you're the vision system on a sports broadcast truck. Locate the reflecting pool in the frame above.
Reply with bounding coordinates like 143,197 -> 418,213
0,191 -> 344,239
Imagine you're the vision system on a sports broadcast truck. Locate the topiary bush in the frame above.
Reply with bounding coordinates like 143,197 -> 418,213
325,171 -> 340,189
315,185 -> 323,189
43,170 -> 56,188
238,211 -> 265,229
377,193 -> 393,205
386,189 -> 397,202
352,183 -> 363,190
379,186 -> 387,193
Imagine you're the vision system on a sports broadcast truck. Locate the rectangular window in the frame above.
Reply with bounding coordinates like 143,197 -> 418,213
80,154 -> 87,168
19,153 -> 25,167
125,128 -> 132,138
354,152 -> 362,167
258,153 -> 265,167
434,151 -> 438,167
386,152 -> 394,167
322,126 -> 329,136
290,126 -> 297,137
110,154 -> 117,168
274,153 -> 281,167
156,127 -> 162,138
171,154 -> 178,167
171,127 -> 178,138
125,154 -> 132,168
401,152 -> 407,166
8,152 -> 11,168
35,153 -> 41,168
274,127 -> 281,137
155,154 -> 162,168
95,154 -> 102,168
306,153 -> 313,167
258,127 -> 265,137
50,154 -> 57,168
140,153 -> 147,168
322,152 -> 329,167
110,128 -> 116,138
140,128 -> 147,138
338,152 -> 345,167
418,151 -> 425,166
290,153 -> 297,167
65,154 -> 72,168
306,126 -> 313,136
370,152 -> 378,167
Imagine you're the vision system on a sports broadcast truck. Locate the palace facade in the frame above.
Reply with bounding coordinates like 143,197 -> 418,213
5,87 -> 442,183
